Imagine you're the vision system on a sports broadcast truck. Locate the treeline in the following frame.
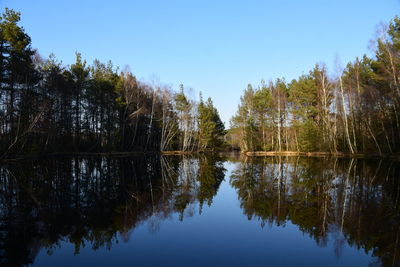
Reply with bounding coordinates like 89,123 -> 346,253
0,8 -> 225,157
230,16 -> 400,154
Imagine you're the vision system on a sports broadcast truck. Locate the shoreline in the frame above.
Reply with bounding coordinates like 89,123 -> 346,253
244,151 -> 400,160
0,151 -> 203,161
1,150 -> 400,161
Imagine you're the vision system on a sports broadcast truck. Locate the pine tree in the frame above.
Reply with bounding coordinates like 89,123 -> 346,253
198,95 -> 226,151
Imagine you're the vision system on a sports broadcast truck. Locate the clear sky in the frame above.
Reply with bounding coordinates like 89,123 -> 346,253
1,0 -> 399,125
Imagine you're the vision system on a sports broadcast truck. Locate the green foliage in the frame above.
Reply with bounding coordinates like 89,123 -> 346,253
0,8 -> 229,156
174,84 -> 191,112
0,8 -> 30,51
2,6 -> 400,155
230,84 -> 258,151
198,96 -> 226,151
297,120 -> 320,151
289,74 -> 318,120
229,16 -> 400,154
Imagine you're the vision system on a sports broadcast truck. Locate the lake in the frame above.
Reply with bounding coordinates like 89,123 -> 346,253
0,155 -> 399,266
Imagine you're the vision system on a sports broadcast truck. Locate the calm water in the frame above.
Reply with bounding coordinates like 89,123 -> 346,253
1,155 -> 400,266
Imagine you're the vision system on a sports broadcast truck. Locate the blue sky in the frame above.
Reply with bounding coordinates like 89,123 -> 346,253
1,0 -> 399,124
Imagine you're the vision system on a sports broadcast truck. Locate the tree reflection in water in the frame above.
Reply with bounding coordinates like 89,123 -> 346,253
0,155 -> 226,267
0,155 -> 399,266
230,156 -> 400,266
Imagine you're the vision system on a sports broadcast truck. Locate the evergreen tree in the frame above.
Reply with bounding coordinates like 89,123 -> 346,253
198,96 -> 226,151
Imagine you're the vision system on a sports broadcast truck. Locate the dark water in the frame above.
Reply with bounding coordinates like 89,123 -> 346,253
1,155 -> 400,267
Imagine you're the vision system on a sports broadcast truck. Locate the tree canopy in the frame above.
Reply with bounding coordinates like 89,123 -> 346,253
229,15 -> 400,154
0,8 -> 226,158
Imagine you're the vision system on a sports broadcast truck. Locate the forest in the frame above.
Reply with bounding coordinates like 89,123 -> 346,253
0,8 -> 226,158
229,15 -> 400,155
1,7 -> 400,157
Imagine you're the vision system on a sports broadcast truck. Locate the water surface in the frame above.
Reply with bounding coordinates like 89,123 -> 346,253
1,155 -> 399,266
